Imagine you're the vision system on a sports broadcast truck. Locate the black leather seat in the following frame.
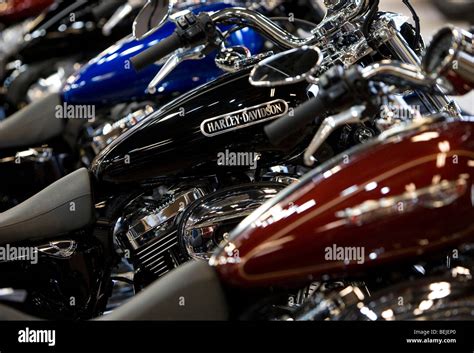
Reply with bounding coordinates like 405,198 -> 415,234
0,261 -> 229,321
0,93 -> 64,149
0,168 -> 93,245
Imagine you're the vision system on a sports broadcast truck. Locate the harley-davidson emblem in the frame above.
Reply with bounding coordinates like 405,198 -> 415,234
200,99 -> 289,137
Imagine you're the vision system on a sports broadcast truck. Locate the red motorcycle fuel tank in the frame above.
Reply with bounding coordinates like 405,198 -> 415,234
0,0 -> 53,25
211,117 -> 474,287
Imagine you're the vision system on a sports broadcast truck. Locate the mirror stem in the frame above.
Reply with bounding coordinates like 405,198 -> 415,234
304,105 -> 366,166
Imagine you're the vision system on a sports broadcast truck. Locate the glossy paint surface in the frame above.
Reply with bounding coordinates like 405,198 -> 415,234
91,68 -> 310,184
0,0 -> 53,24
62,3 -> 264,107
212,118 -> 474,287
0,235 -> 109,319
17,0 -> 130,63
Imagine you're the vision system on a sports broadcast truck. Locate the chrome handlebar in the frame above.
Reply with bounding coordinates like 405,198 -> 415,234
361,61 -> 453,92
210,7 -> 309,49
302,61 -> 454,167
209,0 -> 369,49
146,1 -> 372,91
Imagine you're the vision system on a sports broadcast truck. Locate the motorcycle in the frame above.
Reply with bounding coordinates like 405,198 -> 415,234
0,0 -> 139,115
0,1 -> 268,211
0,31 -> 472,321
100,24 -> 473,321
0,0 -> 322,114
0,1 -> 460,320
206,25 -> 473,320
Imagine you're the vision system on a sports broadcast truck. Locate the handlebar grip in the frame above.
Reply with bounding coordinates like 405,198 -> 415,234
130,32 -> 183,71
265,92 -> 330,146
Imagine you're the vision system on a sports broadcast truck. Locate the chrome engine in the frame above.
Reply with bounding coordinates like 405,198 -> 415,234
113,181 -> 289,288
277,248 -> 474,321
178,182 -> 287,261
113,187 -> 207,287
90,104 -> 155,155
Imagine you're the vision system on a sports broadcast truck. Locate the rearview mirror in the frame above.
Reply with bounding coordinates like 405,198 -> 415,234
249,46 -> 323,87
133,0 -> 173,40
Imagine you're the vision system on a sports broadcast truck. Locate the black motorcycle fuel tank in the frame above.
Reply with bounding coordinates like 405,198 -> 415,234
17,0 -> 128,64
91,68 -> 311,184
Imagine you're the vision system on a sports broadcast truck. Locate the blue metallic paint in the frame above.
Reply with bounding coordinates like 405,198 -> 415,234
62,3 -> 264,107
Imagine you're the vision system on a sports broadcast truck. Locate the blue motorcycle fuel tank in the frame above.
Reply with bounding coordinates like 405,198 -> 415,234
61,3 -> 264,107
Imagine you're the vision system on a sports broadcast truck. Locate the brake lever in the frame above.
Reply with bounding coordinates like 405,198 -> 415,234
361,61 -> 455,94
147,45 -> 206,94
304,105 -> 366,167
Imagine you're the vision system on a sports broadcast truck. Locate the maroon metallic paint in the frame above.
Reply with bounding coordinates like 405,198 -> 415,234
0,0 -> 53,25
212,118 -> 474,287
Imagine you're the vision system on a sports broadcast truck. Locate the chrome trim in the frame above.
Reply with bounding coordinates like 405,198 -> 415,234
211,7 -> 308,49
37,240 -> 77,259
147,45 -> 206,93
133,0 -> 173,40
384,30 -> 460,116
285,284 -> 368,321
361,61 -> 432,85
311,0 -> 368,38
304,105 -> 366,166
180,183 -> 286,260
336,274 -> 474,321
126,188 -> 206,250
424,26 -> 474,79
92,105 -> 155,154
215,45 -> 251,73
249,46 -> 323,87
210,1 -> 369,49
